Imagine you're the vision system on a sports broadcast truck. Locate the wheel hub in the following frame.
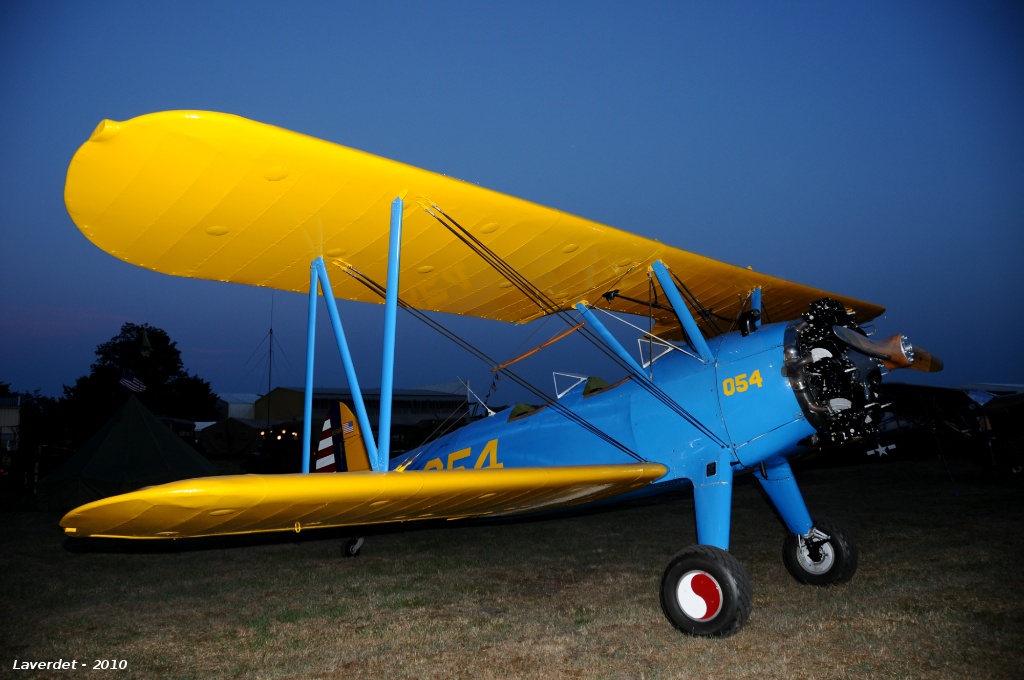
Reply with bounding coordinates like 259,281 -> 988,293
675,570 -> 723,621
797,529 -> 835,574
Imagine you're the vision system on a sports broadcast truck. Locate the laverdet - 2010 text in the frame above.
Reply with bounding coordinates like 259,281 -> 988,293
12,659 -> 128,670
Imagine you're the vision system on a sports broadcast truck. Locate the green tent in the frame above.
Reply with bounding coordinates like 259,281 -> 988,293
38,396 -> 220,512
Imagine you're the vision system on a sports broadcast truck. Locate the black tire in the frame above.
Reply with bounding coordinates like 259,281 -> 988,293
782,517 -> 858,586
660,545 -> 753,637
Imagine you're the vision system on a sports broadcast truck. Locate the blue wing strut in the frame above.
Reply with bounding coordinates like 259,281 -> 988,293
300,197 -> 404,473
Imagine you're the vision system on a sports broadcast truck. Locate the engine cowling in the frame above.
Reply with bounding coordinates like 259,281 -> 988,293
784,299 -> 885,445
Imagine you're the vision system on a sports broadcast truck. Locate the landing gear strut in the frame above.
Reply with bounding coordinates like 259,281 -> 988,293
660,545 -> 752,637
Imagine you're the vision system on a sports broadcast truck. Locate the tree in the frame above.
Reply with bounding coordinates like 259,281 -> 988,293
59,323 -> 219,446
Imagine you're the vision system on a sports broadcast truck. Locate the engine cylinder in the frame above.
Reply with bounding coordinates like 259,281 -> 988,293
784,299 -> 884,445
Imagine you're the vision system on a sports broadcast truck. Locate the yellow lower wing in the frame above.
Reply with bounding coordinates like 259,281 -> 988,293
60,464 -> 667,540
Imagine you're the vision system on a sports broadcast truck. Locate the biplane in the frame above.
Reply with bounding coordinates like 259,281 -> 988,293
61,111 -> 941,637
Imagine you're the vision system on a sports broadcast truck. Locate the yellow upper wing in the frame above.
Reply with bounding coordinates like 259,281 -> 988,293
60,464 -> 667,539
64,111 -> 884,336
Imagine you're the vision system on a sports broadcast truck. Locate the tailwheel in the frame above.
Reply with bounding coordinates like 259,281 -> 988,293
783,517 -> 858,586
342,537 -> 364,557
660,545 -> 752,637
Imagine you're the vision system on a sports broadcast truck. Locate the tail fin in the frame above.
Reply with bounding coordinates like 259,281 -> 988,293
313,402 -> 371,472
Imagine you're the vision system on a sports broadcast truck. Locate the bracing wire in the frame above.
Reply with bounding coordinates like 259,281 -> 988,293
338,263 -> 646,462
424,206 -> 727,448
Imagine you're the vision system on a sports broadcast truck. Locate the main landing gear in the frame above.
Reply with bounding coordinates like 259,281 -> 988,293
660,518 -> 858,637
660,545 -> 752,637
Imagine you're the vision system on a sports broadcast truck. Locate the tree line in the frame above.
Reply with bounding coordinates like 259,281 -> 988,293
3,322 -> 219,454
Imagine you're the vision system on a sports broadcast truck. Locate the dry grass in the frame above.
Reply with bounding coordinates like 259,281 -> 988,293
2,458 -> 1022,679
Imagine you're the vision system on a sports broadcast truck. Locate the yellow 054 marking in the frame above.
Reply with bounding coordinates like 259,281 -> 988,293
424,439 -> 503,471
721,369 -> 763,397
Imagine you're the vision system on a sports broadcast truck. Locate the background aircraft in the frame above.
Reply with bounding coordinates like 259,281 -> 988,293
60,111 -> 941,636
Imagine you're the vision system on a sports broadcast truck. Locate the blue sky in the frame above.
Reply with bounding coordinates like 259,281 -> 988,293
1,1 -> 1022,401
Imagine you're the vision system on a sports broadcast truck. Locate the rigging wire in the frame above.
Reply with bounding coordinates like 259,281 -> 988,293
670,271 -> 727,336
415,400 -> 472,449
461,377 -> 496,417
491,322 -> 585,373
481,309 -> 554,410
424,205 -> 728,448
339,263 -> 646,462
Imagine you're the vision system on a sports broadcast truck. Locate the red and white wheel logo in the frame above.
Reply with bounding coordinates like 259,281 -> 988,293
676,570 -> 723,620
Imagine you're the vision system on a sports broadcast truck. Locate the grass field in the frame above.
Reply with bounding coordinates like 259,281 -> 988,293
2,458 -> 1022,679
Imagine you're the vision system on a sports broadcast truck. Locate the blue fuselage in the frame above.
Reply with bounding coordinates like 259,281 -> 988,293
391,321 -> 815,489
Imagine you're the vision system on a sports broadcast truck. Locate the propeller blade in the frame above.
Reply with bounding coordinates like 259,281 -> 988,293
832,326 -> 943,372
906,345 -> 944,372
832,325 -> 896,360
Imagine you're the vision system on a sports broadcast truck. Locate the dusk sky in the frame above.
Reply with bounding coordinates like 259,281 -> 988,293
2,2 -> 1022,403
